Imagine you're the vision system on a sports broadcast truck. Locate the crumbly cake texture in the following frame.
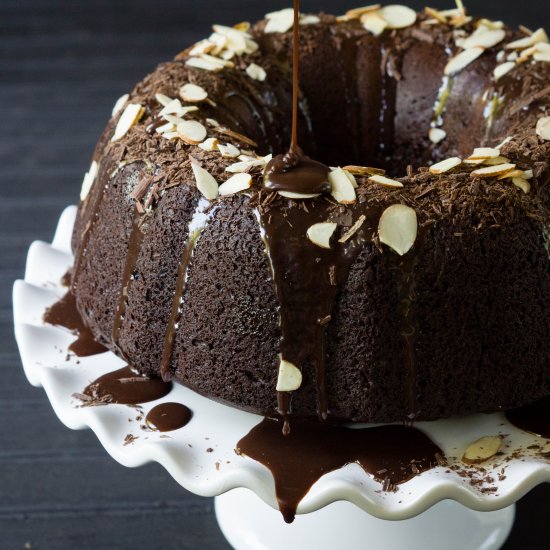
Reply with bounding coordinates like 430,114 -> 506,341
72,4 -> 549,422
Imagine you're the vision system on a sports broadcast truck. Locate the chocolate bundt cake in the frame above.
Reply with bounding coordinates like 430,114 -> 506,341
71,4 -> 550,423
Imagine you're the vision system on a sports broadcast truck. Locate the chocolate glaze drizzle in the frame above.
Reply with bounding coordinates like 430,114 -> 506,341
506,397 -> 550,438
72,166 -> 108,296
237,417 -> 443,523
394,254 -> 421,422
43,291 -> 107,357
82,365 -> 172,405
146,402 -> 193,432
112,206 -> 145,352
258,0 -> 423,430
160,198 -> 218,381
259,201 -> 380,429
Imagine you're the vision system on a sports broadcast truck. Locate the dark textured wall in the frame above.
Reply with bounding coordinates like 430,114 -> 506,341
1,1 -> 549,548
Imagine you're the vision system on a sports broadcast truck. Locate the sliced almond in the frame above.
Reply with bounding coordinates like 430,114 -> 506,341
368,174 -> 404,188
159,99 -> 183,116
202,53 -> 234,67
218,143 -> 240,158
516,46 -> 537,64
155,93 -> 172,107
461,29 -> 505,50
276,358 -> 302,392
361,11 -> 388,36
339,215 -> 366,244
80,160 -> 99,201
179,83 -> 208,103
111,103 -> 144,141
493,61 -> 516,81
177,120 -> 207,145
463,158 -> 485,166
218,173 -> 252,196
378,204 -> 418,256
512,178 -> 531,193
189,39 -> 216,57
155,122 -> 176,135
186,56 -> 224,72
450,13 -> 472,28
429,128 -> 447,144
234,21 -> 251,32
329,168 -> 357,204
198,137 -> 219,152
455,0 -> 466,16
429,157 -> 462,174
161,114 -> 185,126
471,163 -> 516,177
462,435 -> 502,464
265,8 -> 294,34
468,147 -> 501,160
246,63 -> 267,81
306,222 -> 337,249
278,191 -> 320,199
444,47 -> 484,75
424,7 -> 447,24
225,161 -> 252,173
191,161 -> 218,200
477,19 -> 504,31
344,170 -> 358,188
343,165 -> 385,176
483,156 -> 510,166
536,117 -> 550,140
534,50 -> 550,62
345,4 -> 381,20
497,169 -> 525,180
495,135 -> 513,149
111,93 -> 129,117
505,28 -> 549,49
212,25 -> 252,55
380,5 -> 417,29
300,14 -> 321,25
439,8 -> 462,18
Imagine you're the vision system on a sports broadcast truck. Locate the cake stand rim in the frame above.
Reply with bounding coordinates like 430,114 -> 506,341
12,204 -> 550,522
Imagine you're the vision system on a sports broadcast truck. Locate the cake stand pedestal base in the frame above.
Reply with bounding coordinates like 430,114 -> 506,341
215,489 -> 515,550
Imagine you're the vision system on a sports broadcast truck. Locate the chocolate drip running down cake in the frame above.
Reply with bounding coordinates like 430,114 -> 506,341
69,2 -> 549,426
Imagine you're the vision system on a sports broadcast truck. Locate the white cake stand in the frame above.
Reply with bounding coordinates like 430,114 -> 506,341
13,206 -> 550,550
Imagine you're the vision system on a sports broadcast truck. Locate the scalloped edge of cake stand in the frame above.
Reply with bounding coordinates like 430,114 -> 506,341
12,206 -> 550,532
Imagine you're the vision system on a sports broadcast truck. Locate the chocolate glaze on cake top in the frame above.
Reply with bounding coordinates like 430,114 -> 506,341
68,2 -> 549,426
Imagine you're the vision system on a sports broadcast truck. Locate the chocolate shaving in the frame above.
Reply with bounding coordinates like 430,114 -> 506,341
215,126 -> 258,148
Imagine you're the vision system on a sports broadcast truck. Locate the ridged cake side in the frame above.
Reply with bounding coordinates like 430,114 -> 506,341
71,9 -> 550,422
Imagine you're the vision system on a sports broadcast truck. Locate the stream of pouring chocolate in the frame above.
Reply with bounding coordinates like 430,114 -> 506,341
262,0 -> 337,430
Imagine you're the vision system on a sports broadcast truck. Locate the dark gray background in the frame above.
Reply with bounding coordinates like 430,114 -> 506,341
1,1 -> 549,548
